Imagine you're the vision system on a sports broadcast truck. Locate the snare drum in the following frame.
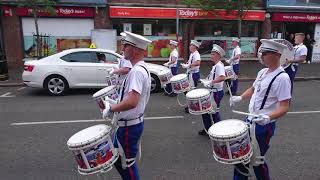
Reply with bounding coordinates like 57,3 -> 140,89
170,74 -> 191,93
67,124 -> 119,175
225,66 -> 236,80
92,86 -> 118,113
186,88 -> 215,115
158,69 -> 173,86
106,74 -> 118,86
208,119 -> 253,164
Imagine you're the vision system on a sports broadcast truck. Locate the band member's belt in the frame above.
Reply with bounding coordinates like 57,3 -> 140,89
118,115 -> 144,127
210,87 -> 223,92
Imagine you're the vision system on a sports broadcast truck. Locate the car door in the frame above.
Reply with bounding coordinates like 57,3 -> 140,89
95,52 -> 120,87
60,51 -> 100,87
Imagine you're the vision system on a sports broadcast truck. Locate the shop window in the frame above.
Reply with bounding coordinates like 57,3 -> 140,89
61,52 -> 96,63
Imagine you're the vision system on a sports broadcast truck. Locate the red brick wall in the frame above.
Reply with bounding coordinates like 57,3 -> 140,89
2,10 -> 24,68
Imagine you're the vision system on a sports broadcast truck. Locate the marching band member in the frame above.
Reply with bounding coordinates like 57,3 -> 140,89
226,38 -> 241,95
163,40 -> 179,97
230,39 -> 291,180
284,32 -> 308,87
109,32 -> 132,85
102,31 -> 151,180
199,44 -> 226,136
182,40 -> 201,112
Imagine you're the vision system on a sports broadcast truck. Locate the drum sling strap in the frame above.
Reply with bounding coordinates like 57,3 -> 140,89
116,64 -> 149,169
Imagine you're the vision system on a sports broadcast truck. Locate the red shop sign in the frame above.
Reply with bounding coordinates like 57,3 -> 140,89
2,6 -> 13,17
272,12 -> 320,22
16,6 -> 94,17
110,6 -> 265,21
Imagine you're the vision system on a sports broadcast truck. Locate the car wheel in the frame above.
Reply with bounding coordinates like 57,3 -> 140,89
151,74 -> 161,93
44,75 -> 69,96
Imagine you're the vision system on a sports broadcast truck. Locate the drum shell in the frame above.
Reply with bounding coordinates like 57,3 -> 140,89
208,120 -> 253,164
159,71 -> 173,85
186,89 -> 213,115
92,86 -> 119,112
67,125 -> 119,175
225,66 -> 236,80
106,74 -> 118,86
170,74 -> 190,93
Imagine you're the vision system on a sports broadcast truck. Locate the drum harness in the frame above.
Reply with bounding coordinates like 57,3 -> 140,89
235,69 -> 284,177
109,65 -> 149,170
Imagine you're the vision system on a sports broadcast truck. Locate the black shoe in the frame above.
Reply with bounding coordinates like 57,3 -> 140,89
198,129 -> 207,136
184,107 -> 189,113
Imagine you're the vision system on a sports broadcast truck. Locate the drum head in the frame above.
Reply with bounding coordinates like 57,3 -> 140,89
67,124 -> 111,148
208,119 -> 246,138
92,85 -> 116,99
170,74 -> 187,82
225,66 -> 232,70
186,88 -> 210,98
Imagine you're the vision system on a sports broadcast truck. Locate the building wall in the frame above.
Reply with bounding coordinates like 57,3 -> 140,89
94,7 -> 112,29
2,10 -> 24,68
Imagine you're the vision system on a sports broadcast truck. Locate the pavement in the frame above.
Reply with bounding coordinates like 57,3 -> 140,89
1,60 -> 320,87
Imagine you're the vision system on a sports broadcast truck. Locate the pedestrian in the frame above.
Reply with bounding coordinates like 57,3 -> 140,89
284,32 -> 308,88
304,33 -> 315,64
230,39 -> 291,180
163,40 -> 179,97
226,37 -> 241,95
102,31 -> 151,180
199,44 -> 226,136
182,40 -> 201,113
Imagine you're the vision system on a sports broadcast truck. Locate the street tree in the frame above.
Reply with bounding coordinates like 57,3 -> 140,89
183,0 -> 259,38
18,0 -> 56,58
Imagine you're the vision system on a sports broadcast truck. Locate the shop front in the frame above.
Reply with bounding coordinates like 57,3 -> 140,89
271,13 -> 320,63
109,6 -> 265,61
16,6 -> 95,58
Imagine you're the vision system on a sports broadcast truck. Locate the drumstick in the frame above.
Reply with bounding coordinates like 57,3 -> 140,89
232,110 -> 259,118
226,81 -> 233,98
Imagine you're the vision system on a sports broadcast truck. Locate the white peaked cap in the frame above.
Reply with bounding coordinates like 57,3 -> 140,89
121,31 -> 152,50
190,40 -> 201,48
169,40 -> 178,46
211,44 -> 225,57
259,39 -> 287,54
232,37 -> 240,42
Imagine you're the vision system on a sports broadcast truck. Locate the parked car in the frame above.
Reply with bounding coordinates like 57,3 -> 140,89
22,48 -> 169,96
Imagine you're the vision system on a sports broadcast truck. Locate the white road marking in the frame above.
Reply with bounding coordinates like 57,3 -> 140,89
10,116 -> 184,126
287,111 -> 320,114
17,87 -> 26,91
0,92 -> 15,97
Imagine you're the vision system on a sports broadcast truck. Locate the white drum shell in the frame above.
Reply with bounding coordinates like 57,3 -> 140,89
158,70 -> 173,85
208,119 -> 253,164
186,89 -> 214,115
92,86 -> 119,112
225,66 -> 236,80
67,124 -> 119,175
170,74 -> 190,93
106,74 -> 118,86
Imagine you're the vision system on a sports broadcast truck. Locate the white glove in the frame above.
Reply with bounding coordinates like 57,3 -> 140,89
104,96 -> 117,104
163,62 -> 169,67
109,67 -> 119,75
102,101 -> 114,120
229,96 -> 242,107
202,80 -> 212,88
226,59 -> 231,64
181,63 -> 190,69
253,114 -> 270,125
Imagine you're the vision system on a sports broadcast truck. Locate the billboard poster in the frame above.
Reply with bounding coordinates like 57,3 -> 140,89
267,0 -> 320,8
312,23 -> 320,63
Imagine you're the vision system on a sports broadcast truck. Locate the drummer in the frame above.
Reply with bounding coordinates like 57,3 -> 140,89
230,39 -> 291,179
199,45 -> 226,136
102,31 -> 151,180
163,40 -> 179,97
109,32 -> 132,86
226,38 -> 241,95
182,40 -> 201,112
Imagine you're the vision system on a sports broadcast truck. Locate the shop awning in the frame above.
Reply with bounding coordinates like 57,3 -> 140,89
109,6 -> 266,21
